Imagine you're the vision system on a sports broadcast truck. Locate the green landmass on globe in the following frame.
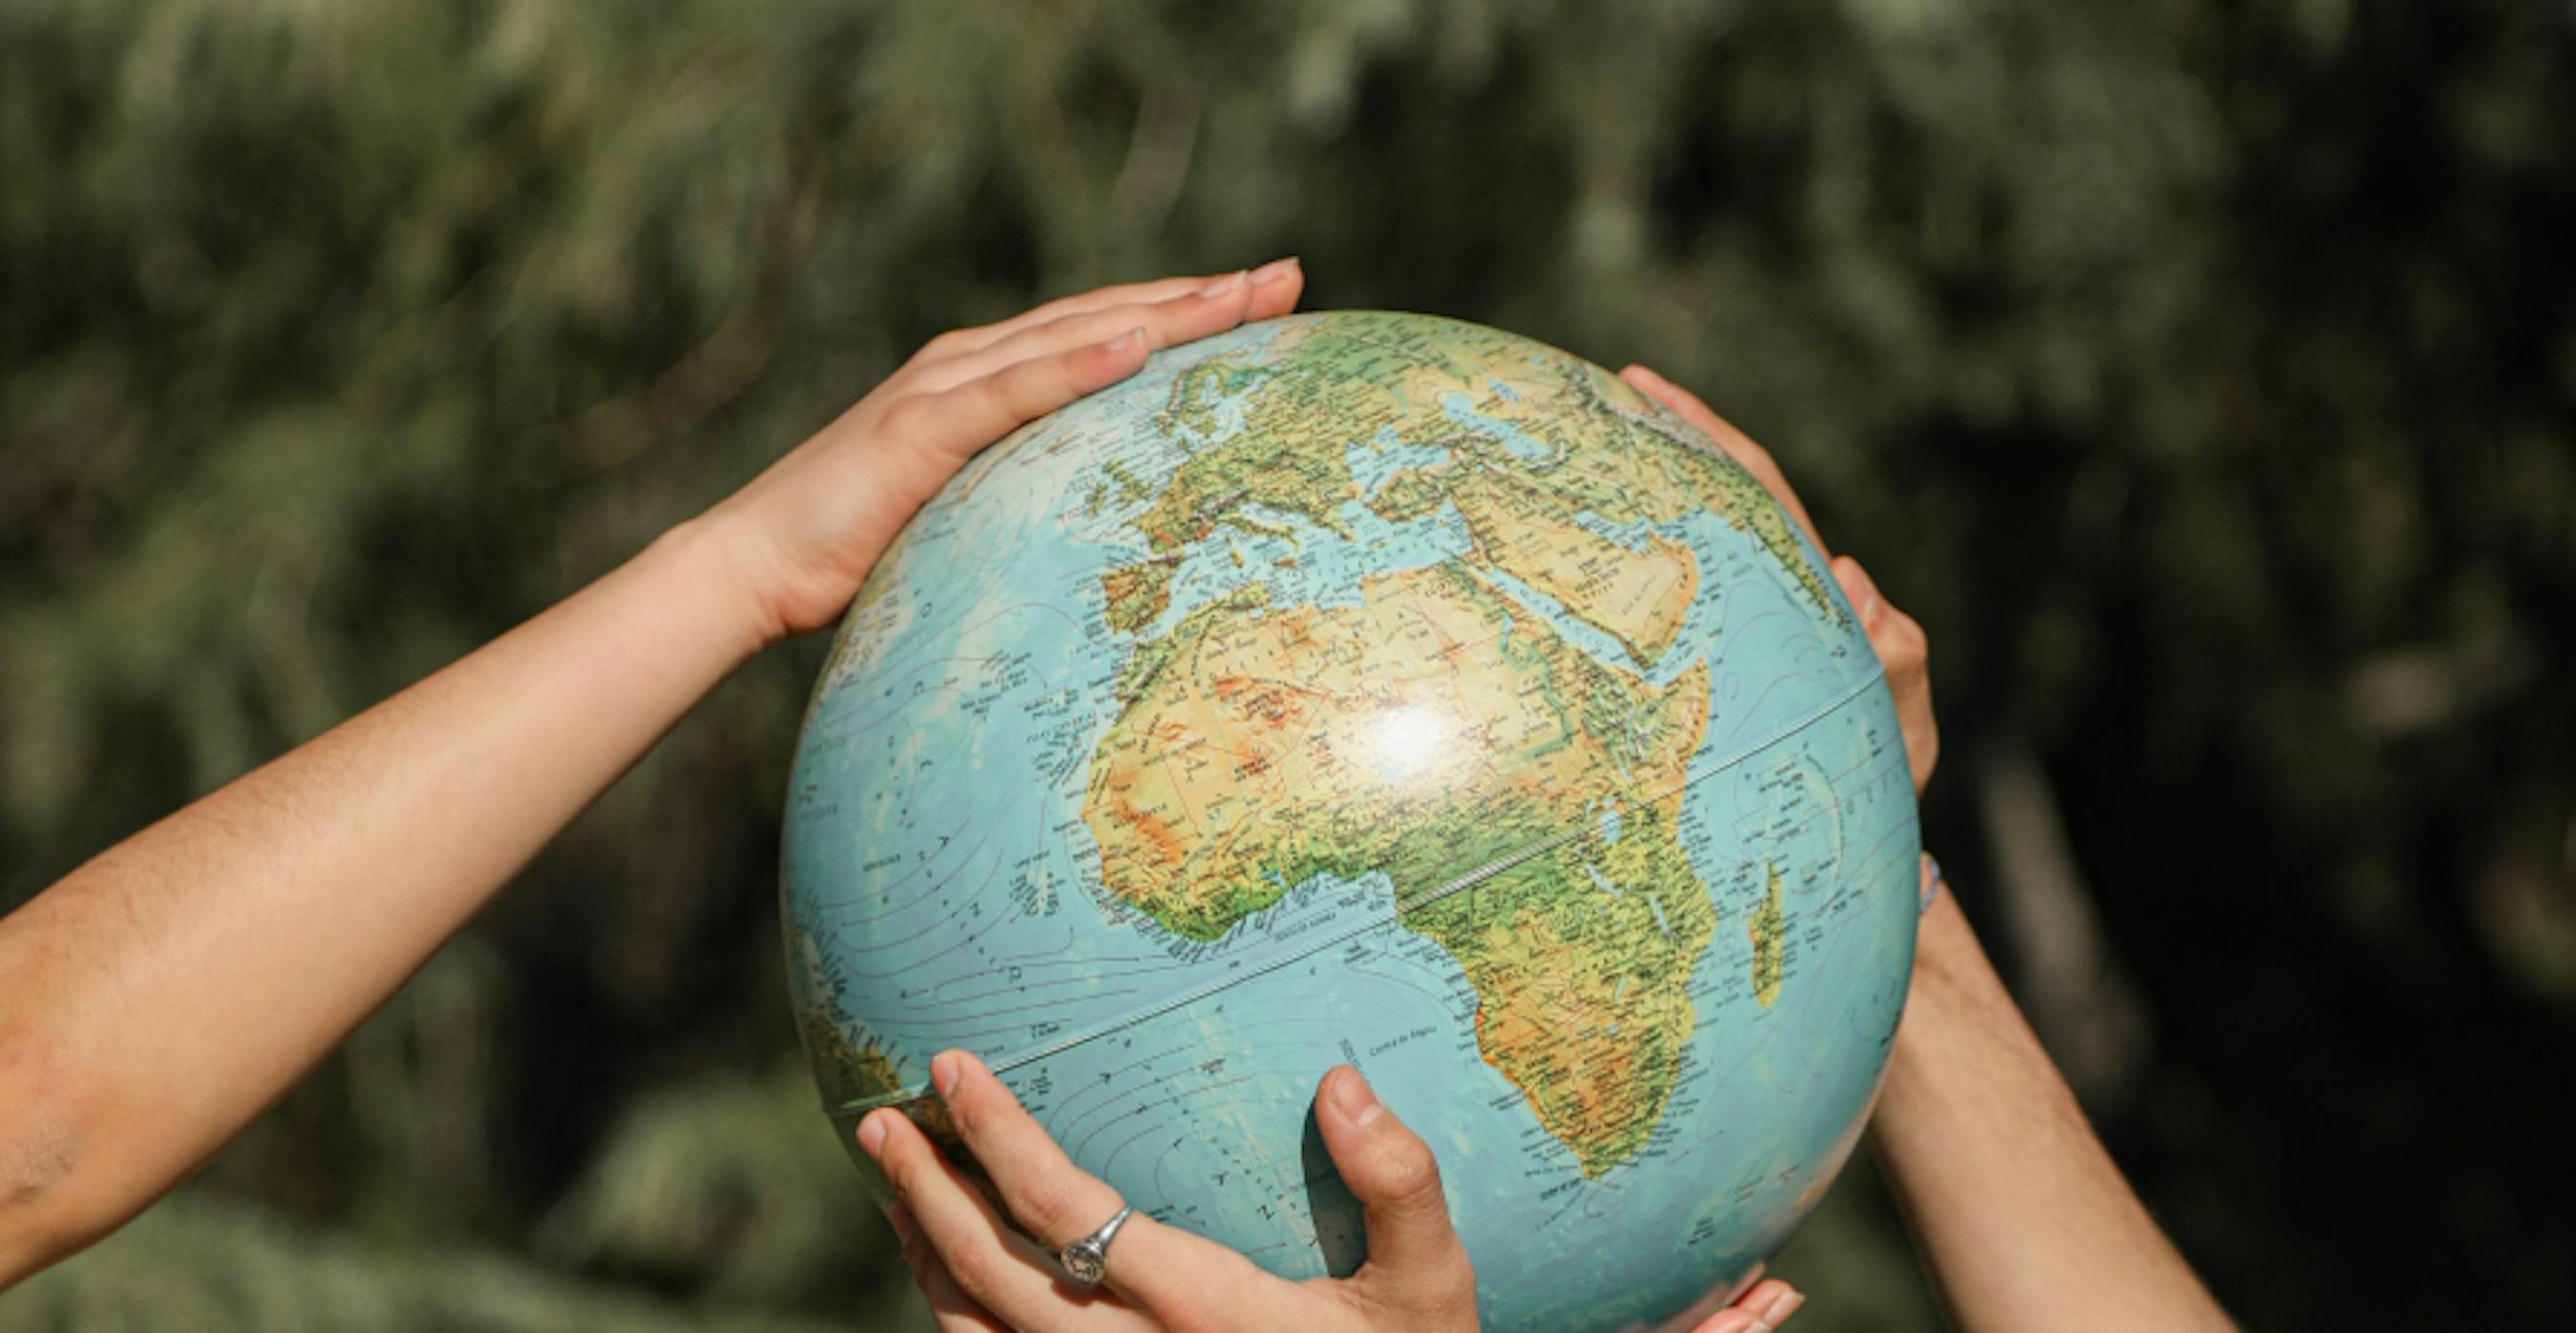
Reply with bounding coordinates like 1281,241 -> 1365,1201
782,310 -> 1920,1332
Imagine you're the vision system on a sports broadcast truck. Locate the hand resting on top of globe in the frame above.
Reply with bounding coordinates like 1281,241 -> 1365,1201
700,259 -> 1314,644
0,262 -> 1308,1287
1615,367 -> 1936,800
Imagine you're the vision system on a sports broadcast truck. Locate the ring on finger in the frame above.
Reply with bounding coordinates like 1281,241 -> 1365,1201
1056,1204 -> 1134,1287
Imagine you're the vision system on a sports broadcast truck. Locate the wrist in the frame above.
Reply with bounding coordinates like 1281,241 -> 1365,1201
1887,892 -> 1986,1079
633,516 -> 783,669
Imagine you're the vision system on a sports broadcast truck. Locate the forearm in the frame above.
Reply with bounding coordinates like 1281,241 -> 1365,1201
0,264 -> 1297,1288
0,518 -> 762,1280
1873,892 -> 2230,1332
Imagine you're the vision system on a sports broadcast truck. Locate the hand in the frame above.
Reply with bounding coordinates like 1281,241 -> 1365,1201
1610,385 -> 2230,1333
860,1051 -> 1801,1333
861,1050 -> 1476,1332
1619,365 -> 1937,795
1690,1272 -> 1806,1333
694,259 -> 1307,648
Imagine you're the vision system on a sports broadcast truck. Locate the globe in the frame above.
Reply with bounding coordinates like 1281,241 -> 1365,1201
781,310 -> 1920,1331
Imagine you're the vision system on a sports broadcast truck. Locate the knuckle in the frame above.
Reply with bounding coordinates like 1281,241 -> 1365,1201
944,1091 -> 1009,1148
1008,1171 -> 1081,1238
1890,613 -> 1930,661
919,327 -> 978,360
973,366 -> 1020,406
973,372 -> 1032,424
943,1244 -> 1007,1299
880,1152 -> 922,1202
1378,1139 -> 1447,1209
878,392 -> 935,438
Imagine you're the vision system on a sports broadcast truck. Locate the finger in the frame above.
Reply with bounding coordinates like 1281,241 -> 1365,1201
1736,1278 -> 1803,1329
932,1050 -> 1268,1327
861,1106 -> 1144,1331
1832,557 -> 1937,792
1830,556 -> 1883,628
926,258 -> 1300,360
1700,1279 -> 1803,1332
1240,254 -> 1305,320
889,1206 -> 1013,1333
1620,364 -> 1827,555
1889,611 -> 1937,793
892,327 -> 1155,464
1313,1066 -> 1478,1319
908,270 -> 1262,397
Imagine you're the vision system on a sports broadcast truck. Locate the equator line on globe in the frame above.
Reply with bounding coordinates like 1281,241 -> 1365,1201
781,310 -> 1920,1333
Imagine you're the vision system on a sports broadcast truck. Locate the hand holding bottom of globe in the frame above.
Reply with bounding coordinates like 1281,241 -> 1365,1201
859,1049 -> 1806,1333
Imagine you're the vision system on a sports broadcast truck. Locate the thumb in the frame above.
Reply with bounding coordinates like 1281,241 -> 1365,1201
1829,555 -> 1881,625
1316,1066 -> 1476,1317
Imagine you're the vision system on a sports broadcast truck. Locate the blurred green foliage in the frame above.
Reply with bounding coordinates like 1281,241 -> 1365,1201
3,0 -> 2571,1327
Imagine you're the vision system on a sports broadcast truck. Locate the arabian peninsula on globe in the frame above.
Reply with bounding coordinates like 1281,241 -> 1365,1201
781,310 -> 1920,1332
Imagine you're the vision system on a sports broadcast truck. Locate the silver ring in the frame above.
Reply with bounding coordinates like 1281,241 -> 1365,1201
1056,1204 -> 1133,1287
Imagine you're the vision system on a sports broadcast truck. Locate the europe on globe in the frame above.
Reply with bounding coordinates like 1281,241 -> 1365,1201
780,310 -> 1920,1331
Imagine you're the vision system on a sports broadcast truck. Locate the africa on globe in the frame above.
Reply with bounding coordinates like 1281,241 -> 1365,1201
780,310 -> 1920,1332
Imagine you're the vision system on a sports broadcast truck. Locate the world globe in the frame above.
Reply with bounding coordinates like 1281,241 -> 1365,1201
781,310 -> 1920,1331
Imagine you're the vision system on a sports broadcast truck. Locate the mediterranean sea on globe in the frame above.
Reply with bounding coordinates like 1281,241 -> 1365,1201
780,310 -> 1919,1332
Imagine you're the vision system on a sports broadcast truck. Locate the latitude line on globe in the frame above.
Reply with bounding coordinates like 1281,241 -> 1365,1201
942,660 -> 1894,1087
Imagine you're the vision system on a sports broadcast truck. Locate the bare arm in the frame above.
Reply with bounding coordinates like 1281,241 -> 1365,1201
1618,365 -> 2224,1332
0,521 -> 756,1281
1874,888 -> 2232,1332
0,262 -> 1305,1287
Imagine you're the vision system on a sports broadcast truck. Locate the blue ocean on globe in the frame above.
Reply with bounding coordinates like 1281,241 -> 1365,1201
781,310 -> 1920,1332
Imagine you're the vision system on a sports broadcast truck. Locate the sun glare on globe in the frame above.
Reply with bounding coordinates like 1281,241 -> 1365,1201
1368,701 -> 1457,786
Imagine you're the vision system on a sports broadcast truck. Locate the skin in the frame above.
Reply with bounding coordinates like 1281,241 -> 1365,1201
860,1053 -> 1803,1333
0,267 -> 2226,1330
0,259 -> 1309,1289
1627,368 -> 2232,1333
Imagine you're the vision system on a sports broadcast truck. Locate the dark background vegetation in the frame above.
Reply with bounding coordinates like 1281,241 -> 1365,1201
5,1 -> 2572,1327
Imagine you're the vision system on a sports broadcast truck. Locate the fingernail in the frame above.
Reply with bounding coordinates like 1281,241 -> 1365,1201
1197,269 -> 1247,297
1104,326 -> 1147,354
932,1050 -> 963,1096
1624,363 -> 1665,383
858,1111 -> 890,1160
1834,559 -> 1879,618
1249,256 -> 1300,286
1746,1322 -> 1772,1333
1328,1066 -> 1383,1126
1763,1290 -> 1804,1324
